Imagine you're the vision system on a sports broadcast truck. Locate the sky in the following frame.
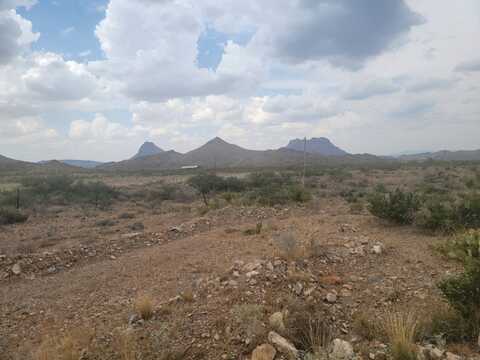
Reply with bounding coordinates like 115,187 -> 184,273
0,0 -> 479,162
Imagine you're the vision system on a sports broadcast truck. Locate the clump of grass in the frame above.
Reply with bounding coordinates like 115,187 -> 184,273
382,311 -> 420,360
134,295 -> 154,320
243,222 -> 263,236
114,328 -> 137,360
283,299 -> 332,357
353,312 -> 378,341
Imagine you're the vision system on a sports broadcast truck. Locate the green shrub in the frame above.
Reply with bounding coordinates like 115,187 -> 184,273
456,194 -> 480,229
438,231 -> 480,341
415,200 -> 457,234
0,208 -> 28,225
187,173 -> 225,205
0,176 -> 118,209
438,264 -> 480,341
368,189 -> 420,225
440,230 -> 480,263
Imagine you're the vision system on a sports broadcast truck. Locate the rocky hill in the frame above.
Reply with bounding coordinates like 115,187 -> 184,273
285,137 -> 348,156
0,154 -> 36,171
132,142 -> 164,159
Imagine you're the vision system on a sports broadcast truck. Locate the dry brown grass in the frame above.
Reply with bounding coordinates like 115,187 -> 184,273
115,328 -> 137,360
134,294 -> 154,320
34,328 -> 95,360
382,310 -> 420,360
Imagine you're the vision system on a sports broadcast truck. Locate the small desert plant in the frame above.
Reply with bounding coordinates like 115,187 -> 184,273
381,311 -> 420,360
294,315 -> 332,357
243,222 -> 263,236
274,232 -> 302,260
284,300 -> 332,356
368,188 -> 420,225
134,294 -> 154,320
0,207 -> 28,225
425,306 -> 469,343
231,304 -> 266,341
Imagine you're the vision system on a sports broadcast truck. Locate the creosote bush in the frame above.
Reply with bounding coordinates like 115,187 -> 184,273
0,207 -> 28,225
368,188 -> 420,225
187,171 -> 312,207
438,232 -> 480,342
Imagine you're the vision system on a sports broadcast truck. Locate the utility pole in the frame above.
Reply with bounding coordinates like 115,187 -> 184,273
302,136 -> 307,187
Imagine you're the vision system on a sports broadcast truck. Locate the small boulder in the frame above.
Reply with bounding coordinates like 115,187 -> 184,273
371,245 -> 383,255
445,352 -> 461,360
330,339 -> 354,360
252,344 -> 277,360
325,292 -> 337,303
268,331 -> 298,358
11,263 -> 21,275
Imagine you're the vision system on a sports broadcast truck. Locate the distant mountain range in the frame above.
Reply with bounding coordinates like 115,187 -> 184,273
132,141 -> 164,159
285,137 -> 348,156
38,159 -> 104,169
2,137 -> 480,173
398,149 -> 480,162
0,156 -> 86,173
98,137 -> 383,171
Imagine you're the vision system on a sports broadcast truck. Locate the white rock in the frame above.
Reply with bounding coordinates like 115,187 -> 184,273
330,339 -> 354,360
11,263 -> 21,275
372,245 -> 383,255
268,331 -> 298,358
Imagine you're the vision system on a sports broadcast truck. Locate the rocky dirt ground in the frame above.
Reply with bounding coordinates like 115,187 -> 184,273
0,168 -> 478,359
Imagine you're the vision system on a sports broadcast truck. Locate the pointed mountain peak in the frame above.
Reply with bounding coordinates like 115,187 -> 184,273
206,136 -> 229,145
132,141 -> 164,159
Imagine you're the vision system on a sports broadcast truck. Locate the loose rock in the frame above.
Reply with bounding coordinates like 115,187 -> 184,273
330,339 -> 354,360
252,344 -> 277,360
268,331 -> 298,358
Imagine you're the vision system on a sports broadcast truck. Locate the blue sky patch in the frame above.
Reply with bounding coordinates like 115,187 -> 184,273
17,0 -> 108,61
